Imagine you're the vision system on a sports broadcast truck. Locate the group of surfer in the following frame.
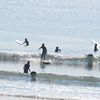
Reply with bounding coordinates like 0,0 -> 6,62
23,38 -> 98,75
23,38 -> 61,78
23,38 -> 98,54
23,38 -> 61,61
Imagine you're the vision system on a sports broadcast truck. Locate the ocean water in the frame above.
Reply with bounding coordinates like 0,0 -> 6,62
0,0 -> 100,100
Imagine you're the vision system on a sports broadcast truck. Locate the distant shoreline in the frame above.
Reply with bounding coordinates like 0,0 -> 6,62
0,93 -> 80,100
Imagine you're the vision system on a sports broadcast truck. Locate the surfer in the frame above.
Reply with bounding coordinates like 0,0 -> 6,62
23,38 -> 29,46
38,43 -> 47,61
94,44 -> 98,52
23,61 -> 31,73
55,46 -> 61,52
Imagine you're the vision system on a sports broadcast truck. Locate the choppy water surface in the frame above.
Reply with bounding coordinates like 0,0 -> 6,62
0,0 -> 100,100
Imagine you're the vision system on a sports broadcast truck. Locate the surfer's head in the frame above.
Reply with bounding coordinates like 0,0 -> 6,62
42,43 -> 45,46
27,61 -> 30,64
25,38 -> 27,41
95,44 -> 97,46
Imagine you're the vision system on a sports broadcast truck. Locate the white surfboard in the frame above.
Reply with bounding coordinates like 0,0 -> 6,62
16,40 -> 24,45
40,60 -> 51,64
91,39 -> 100,46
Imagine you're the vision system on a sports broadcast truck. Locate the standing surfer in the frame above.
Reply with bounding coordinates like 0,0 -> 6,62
23,61 -> 31,73
94,44 -> 98,52
38,43 -> 47,61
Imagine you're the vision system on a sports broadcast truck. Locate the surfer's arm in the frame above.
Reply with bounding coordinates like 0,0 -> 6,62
22,41 -> 25,44
59,49 -> 61,52
28,69 -> 31,72
38,46 -> 42,50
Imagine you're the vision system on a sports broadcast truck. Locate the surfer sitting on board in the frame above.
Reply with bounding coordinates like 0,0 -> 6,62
38,43 -> 47,61
55,46 -> 61,52
23,61 -> 31,73
23,38 -> 29,46
94,44 -> 98,52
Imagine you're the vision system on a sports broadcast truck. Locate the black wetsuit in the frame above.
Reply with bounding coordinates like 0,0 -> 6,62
40,46 -> 47,60
23,63 -> 30,73
26,41 -> 29,46
55,47 -> 61,52
25,40 -> 29,46
94,44 -> 98,52
23,40 -> 29,46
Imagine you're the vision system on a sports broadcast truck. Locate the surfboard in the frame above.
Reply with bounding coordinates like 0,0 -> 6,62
91,39 -> 100,46
16,40 -> 23,45
40,60 -> 51,64
30,71 -> 37,81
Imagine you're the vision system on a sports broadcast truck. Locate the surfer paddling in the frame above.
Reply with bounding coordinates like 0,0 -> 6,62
23,38 -> 29,46
38,43 -> 47,61
94,44 -> 98,52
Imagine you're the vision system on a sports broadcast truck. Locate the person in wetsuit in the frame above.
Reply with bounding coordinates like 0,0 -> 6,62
94,44 -> 98,52
23,61 -> 31,73
38,43 -> 47,60
55,46 -> 61,52
23,38 -> 29,46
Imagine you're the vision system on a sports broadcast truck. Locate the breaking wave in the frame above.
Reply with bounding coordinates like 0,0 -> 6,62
0,50 -> 99,64
0,51 -> 39,60
0,71 -> 100,87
